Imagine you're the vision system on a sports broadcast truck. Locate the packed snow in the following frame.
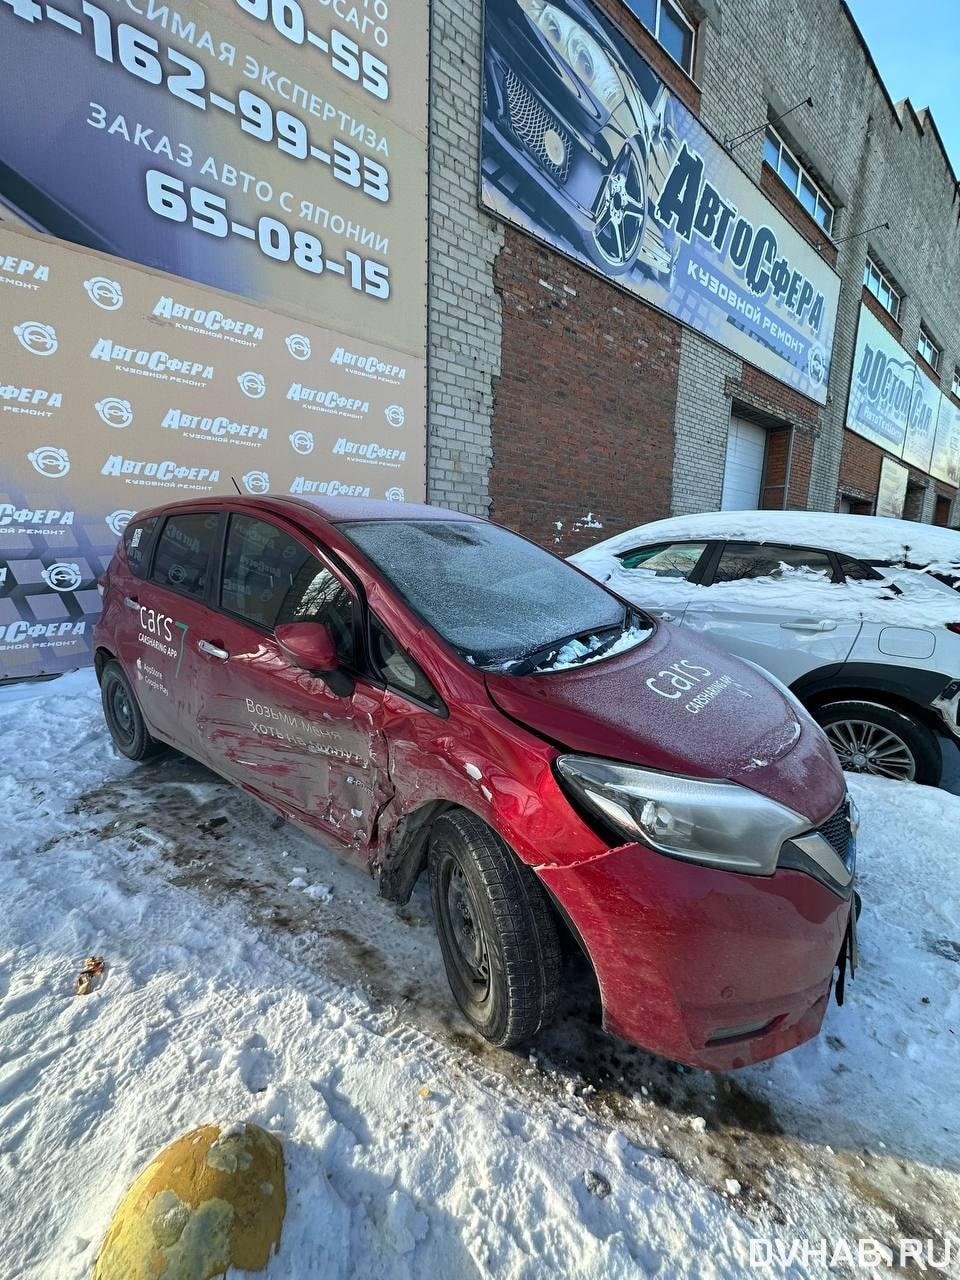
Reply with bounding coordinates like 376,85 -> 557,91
571,511 -> 960,576
530,625 -> 653,673
572,553 -> 960,630
1,672 -> 959,1278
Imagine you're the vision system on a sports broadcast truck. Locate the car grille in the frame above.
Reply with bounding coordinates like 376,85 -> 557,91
504,69 -> 572,184
817,801 -> 852,863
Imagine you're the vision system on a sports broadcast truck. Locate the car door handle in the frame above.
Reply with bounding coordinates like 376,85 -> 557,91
780,619 -> 837,632
197,639 -> 229,660
123,595 -> 140,611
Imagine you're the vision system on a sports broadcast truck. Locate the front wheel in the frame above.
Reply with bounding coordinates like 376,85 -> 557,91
812,699 -> 942,785
428,811 -> 561,1047
100,660 -> 164,762
582,140 -> 648,277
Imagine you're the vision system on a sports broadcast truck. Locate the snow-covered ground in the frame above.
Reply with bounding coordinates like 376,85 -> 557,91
1,672 -> 959,1279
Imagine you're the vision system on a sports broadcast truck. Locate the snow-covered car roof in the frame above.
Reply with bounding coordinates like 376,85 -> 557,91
573,511 -> 960,573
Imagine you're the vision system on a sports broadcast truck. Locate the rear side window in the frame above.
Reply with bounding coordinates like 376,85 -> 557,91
151,513 -> 218,598
221,514 -> 356,665
122,517 -> 158,580
619,541 -> 708,578
837,555 -> 881,582
713,543 -> 833,583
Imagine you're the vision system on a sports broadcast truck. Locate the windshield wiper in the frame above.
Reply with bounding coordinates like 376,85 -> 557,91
505,615 -> 628,677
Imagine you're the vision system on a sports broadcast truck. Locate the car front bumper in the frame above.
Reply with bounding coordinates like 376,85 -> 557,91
538,842 -> 852,1070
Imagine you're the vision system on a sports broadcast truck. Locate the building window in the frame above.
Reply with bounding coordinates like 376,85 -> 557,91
623,0 -> 695,75
763,126 -> 835,235
917,327 -> 941,372
863,254 -> 902,322
952,368 -> 960,399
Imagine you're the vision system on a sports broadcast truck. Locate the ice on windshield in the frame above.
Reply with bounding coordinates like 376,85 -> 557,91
339,519 -> 653,670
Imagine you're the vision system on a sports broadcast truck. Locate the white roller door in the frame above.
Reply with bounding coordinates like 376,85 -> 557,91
720,417 -> 766,510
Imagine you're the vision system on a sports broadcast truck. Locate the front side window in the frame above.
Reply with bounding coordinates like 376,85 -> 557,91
370,616 -> 442,710
618,541 -> 708,578
123,516 -> 158,580
340,519 -> 644,672
151,513 -> 218,598
713,543 -> 833,583
221,514 -> 355,665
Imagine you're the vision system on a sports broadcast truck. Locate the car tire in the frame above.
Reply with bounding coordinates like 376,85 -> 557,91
428,810 -> 561,1047
100,660 -> 164,762
812,699 -> 942,786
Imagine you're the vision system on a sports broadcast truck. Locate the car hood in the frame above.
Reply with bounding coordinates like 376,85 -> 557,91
484,621 -> 844,825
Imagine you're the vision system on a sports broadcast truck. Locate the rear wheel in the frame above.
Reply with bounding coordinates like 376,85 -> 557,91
100,660 -> 164,762
812,699 -> 941,785
428,810 -> 561,1047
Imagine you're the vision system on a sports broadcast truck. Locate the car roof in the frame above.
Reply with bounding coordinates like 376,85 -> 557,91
574,510 -> 960,570
129,494 -> 483,526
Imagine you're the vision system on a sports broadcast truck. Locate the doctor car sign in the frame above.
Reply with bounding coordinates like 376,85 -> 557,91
0,0 -> 428,680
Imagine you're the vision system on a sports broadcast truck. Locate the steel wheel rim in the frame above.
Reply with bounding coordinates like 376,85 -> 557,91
825,718 -> 916,781
110,681 -> 135,745
445,862 -> 490,994
592,144 -> 646,267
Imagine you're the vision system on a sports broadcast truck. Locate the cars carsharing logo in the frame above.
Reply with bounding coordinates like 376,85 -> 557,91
95,397 -> 134,428
242,470 -> 270,494
14,321 -> 58,356
83,277 -> 124,310
28,445 -> 70,478
238,371 -> 266,399
41,562 -> 83,592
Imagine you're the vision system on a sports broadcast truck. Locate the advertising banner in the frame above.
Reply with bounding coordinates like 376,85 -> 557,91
845,305 -> 916,454
876,456 -> 909,518
480,0 -> 841,404
0,0 -> 428,680
845,303 -> 960,488
0,0 -> 427,354
930,395 -> 960,488
0,227 -> 425,680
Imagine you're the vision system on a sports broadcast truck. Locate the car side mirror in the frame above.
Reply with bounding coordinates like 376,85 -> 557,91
274,622 -> 354,697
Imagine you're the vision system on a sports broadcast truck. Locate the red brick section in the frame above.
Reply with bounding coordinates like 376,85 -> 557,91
594,0 -> 701,114
490,228 -> 680,553
836,429 -> 953,516
759,166 -> 838,270
861,288 -> 903,343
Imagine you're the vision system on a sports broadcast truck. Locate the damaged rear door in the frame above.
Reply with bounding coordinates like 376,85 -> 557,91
199,509 -> 392,858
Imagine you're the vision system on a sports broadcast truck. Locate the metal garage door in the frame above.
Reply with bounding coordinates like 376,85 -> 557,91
720,417 -> 766,510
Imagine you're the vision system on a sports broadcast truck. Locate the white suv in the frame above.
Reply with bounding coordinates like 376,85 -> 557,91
571,512 -> 960,786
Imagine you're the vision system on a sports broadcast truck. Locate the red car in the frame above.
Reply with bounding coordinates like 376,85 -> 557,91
94,496 -> 857,1069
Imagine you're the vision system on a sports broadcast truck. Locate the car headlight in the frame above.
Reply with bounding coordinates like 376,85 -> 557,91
519,0 -> 625,112
555,755 -> 811,875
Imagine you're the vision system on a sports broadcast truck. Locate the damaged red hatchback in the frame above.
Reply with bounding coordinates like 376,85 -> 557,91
94,496 -> 857,1069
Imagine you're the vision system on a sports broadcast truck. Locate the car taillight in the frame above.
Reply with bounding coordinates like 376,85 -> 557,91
947,623 -> 960,635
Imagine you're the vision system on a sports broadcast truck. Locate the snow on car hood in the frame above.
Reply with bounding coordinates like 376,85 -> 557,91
485,620 -> 844,824
574,557 -> 960,629
571,510 -> 960,577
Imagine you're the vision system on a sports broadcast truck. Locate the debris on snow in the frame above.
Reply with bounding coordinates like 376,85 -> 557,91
583,1171 -> 611,1199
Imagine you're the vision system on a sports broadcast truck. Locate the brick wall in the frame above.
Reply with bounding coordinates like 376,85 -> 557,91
670,329 -> 740,514
490,230 -> 680,552
427,0 -> 503,516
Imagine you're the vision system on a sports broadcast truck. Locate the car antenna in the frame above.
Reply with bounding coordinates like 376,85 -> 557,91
230,476 -> 242,495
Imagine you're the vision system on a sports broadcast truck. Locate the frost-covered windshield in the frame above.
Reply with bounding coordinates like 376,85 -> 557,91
340,519 -> 650,671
